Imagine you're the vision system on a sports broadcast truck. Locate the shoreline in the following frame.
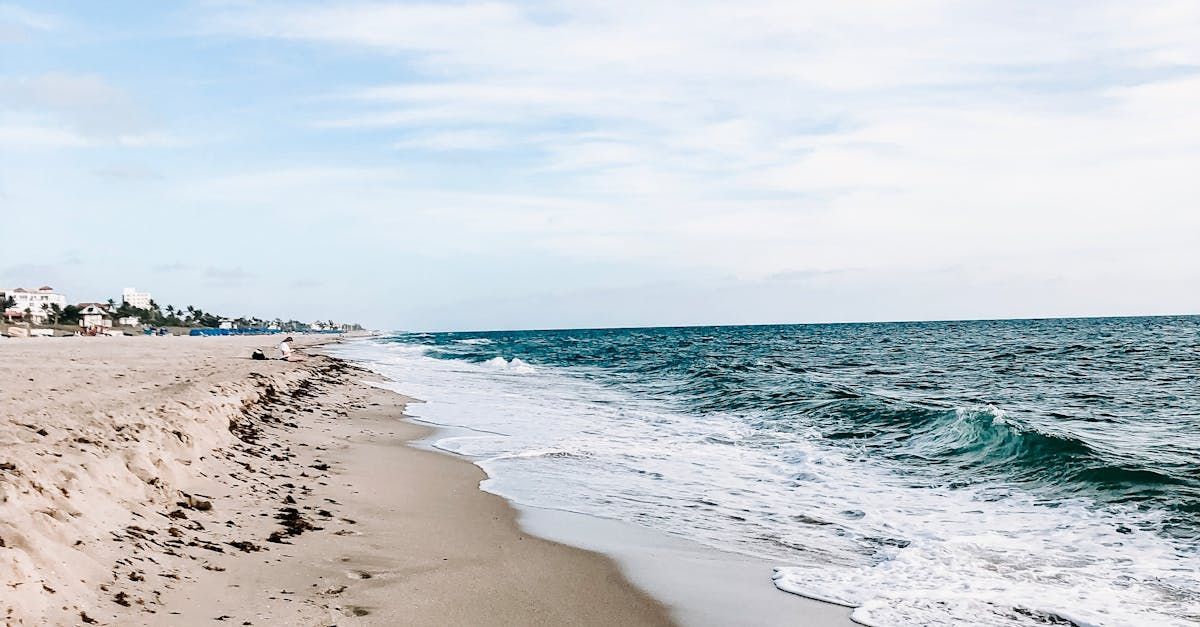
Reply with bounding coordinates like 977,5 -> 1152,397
150,360 -> 673,626
0,336 -> 669,625
340,348 -> 856,627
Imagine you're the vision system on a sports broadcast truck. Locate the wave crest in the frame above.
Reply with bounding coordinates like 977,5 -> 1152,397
481,356 -> 536,374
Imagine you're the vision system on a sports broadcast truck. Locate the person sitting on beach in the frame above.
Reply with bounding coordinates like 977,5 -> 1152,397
278,336 -> 295,360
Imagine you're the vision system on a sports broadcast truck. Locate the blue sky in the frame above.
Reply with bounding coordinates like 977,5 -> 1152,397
2,1 -> 1198,330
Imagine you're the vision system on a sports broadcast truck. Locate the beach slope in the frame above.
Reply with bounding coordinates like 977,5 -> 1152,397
0,336 -> 669,626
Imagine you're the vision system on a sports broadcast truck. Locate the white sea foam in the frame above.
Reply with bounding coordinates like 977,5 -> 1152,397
481,356 -> 536,373
328,339 -> 1200,627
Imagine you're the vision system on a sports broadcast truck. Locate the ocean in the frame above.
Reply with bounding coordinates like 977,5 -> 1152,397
330,316 -> 1200,626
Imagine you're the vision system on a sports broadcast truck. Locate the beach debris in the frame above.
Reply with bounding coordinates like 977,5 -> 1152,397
342,605 -> 371,617
191,540 -> 226,553
269,506 -> 321,542
178,493 -> 213,511
227,540 -> 262,553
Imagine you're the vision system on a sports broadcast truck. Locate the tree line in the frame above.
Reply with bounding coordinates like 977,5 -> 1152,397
2,296 -> 357,331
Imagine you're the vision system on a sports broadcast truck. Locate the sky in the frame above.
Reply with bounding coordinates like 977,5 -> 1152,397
1,1 -> 1198,331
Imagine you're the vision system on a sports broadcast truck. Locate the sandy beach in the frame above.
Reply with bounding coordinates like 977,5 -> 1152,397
0,335 -> 670,626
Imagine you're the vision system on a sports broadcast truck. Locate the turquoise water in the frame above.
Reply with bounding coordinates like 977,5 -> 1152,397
336,316 -> 1200,626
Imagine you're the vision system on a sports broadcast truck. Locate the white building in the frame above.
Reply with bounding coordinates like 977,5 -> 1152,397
1,286 -> 68,324
117,316 -> 141,327
218,318 -> 236,330
121,287 -> 153,310
78,303 -> 113,330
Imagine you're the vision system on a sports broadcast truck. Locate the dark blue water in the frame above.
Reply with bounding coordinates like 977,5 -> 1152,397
343,316 -> 1200,625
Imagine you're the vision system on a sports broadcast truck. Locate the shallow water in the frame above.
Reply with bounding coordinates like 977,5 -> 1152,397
331,317 -> 1200,626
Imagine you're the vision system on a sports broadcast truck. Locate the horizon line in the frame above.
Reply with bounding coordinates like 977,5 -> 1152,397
382,310 -> 1200,335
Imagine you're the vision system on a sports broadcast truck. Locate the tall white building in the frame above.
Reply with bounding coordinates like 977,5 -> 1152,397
1,286 -> 68,323
121,287 -> 153,310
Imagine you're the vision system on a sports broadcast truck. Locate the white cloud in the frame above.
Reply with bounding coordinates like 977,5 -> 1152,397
0,73 -> 204,151
0,4 -> 58,41
191,165 -> 408,197
392,129 -> 508,151
0,116 -> 195,151
0,73 -> 140,133
0,121 -> 90,148
190,2 -> 1200,321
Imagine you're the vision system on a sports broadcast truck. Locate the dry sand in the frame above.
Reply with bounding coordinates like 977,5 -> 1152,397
0,335 -> 670,626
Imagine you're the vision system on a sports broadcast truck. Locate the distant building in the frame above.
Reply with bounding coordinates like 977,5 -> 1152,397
218,318 -> 236,330
1,286 -> 68,324
117,316 -> 141,327
78,303 -> 113,330
121,287 -> 152,310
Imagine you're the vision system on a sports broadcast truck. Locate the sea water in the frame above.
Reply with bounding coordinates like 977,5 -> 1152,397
329,317 -> 1200,626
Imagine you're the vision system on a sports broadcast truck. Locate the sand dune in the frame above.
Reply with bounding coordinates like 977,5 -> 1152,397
0,336 -> 316,623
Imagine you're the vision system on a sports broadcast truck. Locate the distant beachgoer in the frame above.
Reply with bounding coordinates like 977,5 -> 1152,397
278,333 -> 302,357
